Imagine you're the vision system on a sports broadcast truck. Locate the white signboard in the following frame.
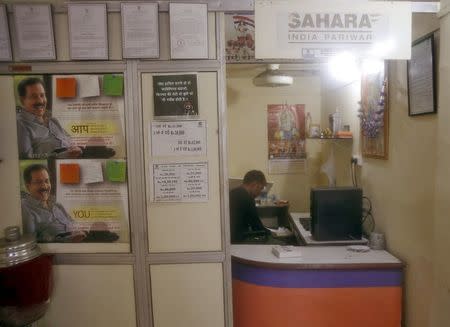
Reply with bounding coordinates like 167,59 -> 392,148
13,4 -> 56,61
169,3 -> 208,59
255,0 -> 411,60
68,3 -> 108,60
121,2 -> 159,59
153,162 -> 208,202
151,120 -> 207,157
0,5 -> 12,61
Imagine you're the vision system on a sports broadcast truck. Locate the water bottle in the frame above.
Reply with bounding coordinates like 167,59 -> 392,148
332,108 -> 342,136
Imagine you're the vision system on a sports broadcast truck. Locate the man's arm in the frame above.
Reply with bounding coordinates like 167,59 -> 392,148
16,121 -> 34,159
244,197 -> 266,232
21,203 -> 36,235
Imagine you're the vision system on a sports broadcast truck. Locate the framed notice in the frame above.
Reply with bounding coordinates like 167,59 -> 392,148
151,120 -> 207,156
152,162 -> 208,202
407,33 -> 437,116
0,4 -> 12,61
13,4 -> 56,61
153,74 -> 198,117
68,3 -> 108,60
169,3 -> 208,59
121,2 -> 159,59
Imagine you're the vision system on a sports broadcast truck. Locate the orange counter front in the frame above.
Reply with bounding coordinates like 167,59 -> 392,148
232,245 -> 403,327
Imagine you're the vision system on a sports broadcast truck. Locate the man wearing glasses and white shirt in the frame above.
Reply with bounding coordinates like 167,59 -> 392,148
15,77 -> 83,159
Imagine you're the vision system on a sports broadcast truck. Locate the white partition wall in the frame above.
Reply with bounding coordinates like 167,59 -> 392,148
0,4 -> 231,327
142,72 -> 222,253
150,263 -> 225,327
37,265 -> 137,327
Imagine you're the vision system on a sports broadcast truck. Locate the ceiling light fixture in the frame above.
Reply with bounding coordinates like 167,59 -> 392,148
253,64 -> 294,87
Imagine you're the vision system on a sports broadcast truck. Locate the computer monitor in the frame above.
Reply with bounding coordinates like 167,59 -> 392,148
310,187 -> 362,241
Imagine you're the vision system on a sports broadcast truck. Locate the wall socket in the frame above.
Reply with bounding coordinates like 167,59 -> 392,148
351,155 -> 363,166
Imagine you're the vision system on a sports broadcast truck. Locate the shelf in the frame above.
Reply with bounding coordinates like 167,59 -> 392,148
306,137 -> 353,140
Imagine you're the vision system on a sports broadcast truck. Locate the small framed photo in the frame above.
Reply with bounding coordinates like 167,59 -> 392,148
309,124 -> 320,138
407,32 -> 437,116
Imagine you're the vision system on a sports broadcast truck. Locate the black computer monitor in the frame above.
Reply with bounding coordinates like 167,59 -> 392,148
310,187 -> 362,241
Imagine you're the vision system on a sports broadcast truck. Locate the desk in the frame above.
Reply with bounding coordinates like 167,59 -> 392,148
289,212 -> 369,246
232,244 -> 403,327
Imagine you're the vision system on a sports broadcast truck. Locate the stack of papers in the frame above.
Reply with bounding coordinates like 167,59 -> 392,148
266,227 -> 293,237
272,245 -> 302,258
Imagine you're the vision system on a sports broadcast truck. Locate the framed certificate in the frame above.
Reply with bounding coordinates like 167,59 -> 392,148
169,3 -> 208,59
407,33 -> 437,116
68,3 -> 109,60
121,2 -> 159,59
0,4 -> 12,61
13,4 -> 56,61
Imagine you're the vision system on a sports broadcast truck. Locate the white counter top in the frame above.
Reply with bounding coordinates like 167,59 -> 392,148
231,244 -> 402,268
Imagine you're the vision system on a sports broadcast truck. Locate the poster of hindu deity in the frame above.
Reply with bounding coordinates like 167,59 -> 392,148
267,104 -> 306,160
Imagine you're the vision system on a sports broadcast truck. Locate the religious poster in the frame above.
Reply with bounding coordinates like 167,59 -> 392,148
225,13 -> 255,62
153,74 -> 198,117
13,74 -> 128,243
267,104 -> 306,173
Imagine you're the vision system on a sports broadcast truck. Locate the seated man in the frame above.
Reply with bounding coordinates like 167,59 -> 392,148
16,77 -> 83,159
229,170 -> 269,243
21,164 -> 119,243
21,164 -> 85,242
15,77 -> 115,159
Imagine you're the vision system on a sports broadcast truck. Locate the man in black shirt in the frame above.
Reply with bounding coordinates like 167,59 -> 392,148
229,170 -> 268,243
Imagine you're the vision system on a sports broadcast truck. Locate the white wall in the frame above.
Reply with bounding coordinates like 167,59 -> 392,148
430,2 -> 450,325
355,13 -> 441,327
37,265 -> 137,327
142,72 -> 223,253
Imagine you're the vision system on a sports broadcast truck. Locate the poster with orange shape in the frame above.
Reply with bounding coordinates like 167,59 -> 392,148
59,163 -> 80,184
56,77 -> 77,98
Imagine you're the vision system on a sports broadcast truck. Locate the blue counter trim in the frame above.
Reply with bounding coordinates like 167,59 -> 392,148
232,262 -> 402,288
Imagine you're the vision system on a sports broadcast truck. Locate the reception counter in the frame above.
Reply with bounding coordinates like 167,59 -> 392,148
231,244 -> 403,327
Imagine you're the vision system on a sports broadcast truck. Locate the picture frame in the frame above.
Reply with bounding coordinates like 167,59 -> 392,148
309,124 -> 320,138
121,2 -> 160,59
169,3 -> 208,59
407,32 -> 437,116
68,3 -> 109,60
13,4 -> 56,61
0,4 -> 13,61
360,62 -> 389,159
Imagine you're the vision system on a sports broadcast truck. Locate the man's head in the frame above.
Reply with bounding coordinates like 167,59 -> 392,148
18,78 -> 47,118
242,170 -> 267,198
24,164 -> 51,203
